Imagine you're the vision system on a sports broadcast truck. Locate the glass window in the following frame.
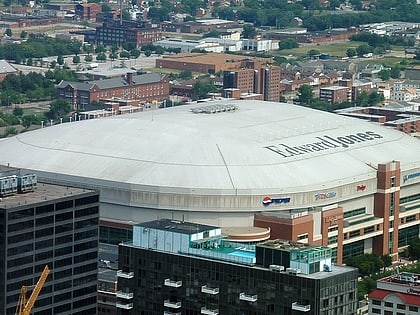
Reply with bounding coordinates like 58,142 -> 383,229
384,302 -> 393,308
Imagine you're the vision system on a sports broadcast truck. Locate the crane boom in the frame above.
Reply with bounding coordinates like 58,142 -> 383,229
15,265 -> 50,315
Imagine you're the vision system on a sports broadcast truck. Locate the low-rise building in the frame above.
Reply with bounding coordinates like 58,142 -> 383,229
0,60 -> 17,82
57,72 -> 169,110
319,85 -> 351,103
75,3 -> 102,21
368,272 -> 420,314
156,52 -> 273,74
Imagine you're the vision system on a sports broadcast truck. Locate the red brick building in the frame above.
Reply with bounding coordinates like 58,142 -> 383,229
57,72 -> 169,110
96,20 -> 162,48
254,161 -> 407,265
223,65 -> 281,102
319,86 -> 351,103
75,3 -> 102,21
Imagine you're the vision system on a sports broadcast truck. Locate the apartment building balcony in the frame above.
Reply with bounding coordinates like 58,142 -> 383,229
117,270 -> 134,278
164,300 -> 182,309
164,278 -> 182,288
116,301 -> 133,309
201,285 -> 219,295
292,302 -> 311,312
239,292 -> 258,302
201,306 -> 219,315
116,290 -> 133,299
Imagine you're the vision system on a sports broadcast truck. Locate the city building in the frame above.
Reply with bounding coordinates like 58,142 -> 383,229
96,19 -> 162,48
336,105 -> 420,135
0,100 -> 419,264
75,3 -> 101,21
319,85 -> 351,103
117,219 -> 359,315
57,72 -> 169,110
155,52 -> 273,74
368,272 -> 420,314
160,19 -> 238,34
223,65 -> 281,102
0,167 -> 99,315
0,59 -> 17,82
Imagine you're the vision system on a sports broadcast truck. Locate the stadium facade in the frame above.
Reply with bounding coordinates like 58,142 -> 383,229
0,100 -> 419,263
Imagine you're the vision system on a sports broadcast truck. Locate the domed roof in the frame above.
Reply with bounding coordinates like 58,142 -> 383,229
0,100 -> 418,195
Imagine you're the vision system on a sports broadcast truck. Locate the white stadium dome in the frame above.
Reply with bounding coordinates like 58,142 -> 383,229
1,100 -> 420,227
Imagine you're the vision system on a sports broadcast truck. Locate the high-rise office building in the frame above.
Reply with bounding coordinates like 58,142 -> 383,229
0,169 -> 99,315
116,219 -> 358,315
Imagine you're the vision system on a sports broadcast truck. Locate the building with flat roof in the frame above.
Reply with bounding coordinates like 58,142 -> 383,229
96,19 -> 162,48
155,52 -> 273,74
319,85 -> 351,103
117,219 -> 358,314
368,272 -> 420,314
0,168 -> 99,315
0,100 -> 419,264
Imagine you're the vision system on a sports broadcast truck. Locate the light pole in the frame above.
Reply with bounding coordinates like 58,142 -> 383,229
41,121 -> 44,128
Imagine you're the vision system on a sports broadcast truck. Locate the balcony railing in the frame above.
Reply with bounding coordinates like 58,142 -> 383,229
164,278 -> 182,288
117,270 -> 134,278
239,292 -> 257,302
292,302 -> 311,312
164,300 -> 182,309
116,302 -> 133,309
116,291 -> 133,299
201,285 -> 219,295
201,307 -> 219,315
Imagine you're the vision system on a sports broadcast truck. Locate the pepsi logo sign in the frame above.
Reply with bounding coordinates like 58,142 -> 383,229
262,196 -> 291,206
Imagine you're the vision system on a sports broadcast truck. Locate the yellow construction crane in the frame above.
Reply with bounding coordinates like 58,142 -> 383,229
15,265 -> 50,315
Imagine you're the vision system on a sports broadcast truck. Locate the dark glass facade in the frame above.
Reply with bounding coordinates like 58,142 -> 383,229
117,245 -> 358,315
0,185 -> 99,315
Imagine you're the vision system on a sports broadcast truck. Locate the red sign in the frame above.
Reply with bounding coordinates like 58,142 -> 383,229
357,185 -> 366,191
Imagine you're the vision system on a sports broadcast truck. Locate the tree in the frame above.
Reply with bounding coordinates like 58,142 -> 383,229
102,3 -> 112,12
144,50 -> 152,57
297,85 -> 313,105
179,70 -> 192,80
130,49 -> 141,59
355,91 -> 369,107
13,107 -> 23,117
5,28 -> 12,37
57,55 -> 64,66
20,31 -> 28,39
73,55 -> 81,64
85,55 -> 93,62
346,48 -> 357,58
242,24 -> 257,39
278,39 -> 299,50
368,91 -> 384,106
390,67 -> 401,79
192,81 -> 218,100
307,49 -> 320,57
119,50 -> 130,59
203,30 -> 221,38
109,52 -> 118,60
46,99 -> 71,121
408,238 -> 420,260
95,44 -> 106,54
379,69 -> 390,81
96,53 -> 107,62
356,44 -> 373,56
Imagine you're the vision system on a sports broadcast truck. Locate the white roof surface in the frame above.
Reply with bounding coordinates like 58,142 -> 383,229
0,100 -> 419,193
